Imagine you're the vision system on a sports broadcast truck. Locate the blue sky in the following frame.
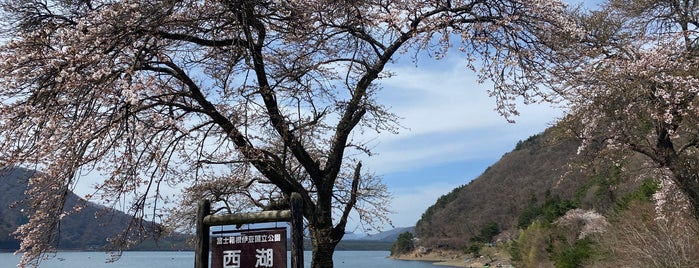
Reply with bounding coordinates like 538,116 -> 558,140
354,0 -> 604,233
358,53 -> 565,231
62,0 -> 601,235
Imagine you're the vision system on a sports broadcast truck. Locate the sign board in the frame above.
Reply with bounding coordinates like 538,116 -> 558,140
212,228 -> 287,268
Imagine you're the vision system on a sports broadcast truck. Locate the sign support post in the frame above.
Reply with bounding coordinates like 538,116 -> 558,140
289,193 -> 303,268
195,199 -> 210,268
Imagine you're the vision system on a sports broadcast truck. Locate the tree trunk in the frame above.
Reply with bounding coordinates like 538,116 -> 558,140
654,129 -> 699,221
310,225 -> 340,268
666,160 -> 699,221
675,175 -> 699,220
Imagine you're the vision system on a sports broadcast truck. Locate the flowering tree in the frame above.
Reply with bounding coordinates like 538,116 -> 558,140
0,0 -> 568,267
544,0 -> 699,220
554,208 -> 608,241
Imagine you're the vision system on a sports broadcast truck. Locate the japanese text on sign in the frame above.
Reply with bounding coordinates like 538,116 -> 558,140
212,228 -> 287,268
216,233 -> 283,245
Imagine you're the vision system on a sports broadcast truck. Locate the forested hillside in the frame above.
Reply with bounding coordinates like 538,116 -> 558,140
406,121 -> 690,266
416,126 -> 639,242
0,167 -> 187,251
415,125 -> 592,248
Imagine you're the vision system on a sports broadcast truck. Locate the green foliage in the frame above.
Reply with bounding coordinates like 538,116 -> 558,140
543,198 -> 576,223
515,134 -> 541,151
615,178 -> 659,212
511,221 -> 554,267
465,221 -> 500,256
413,127 -> 593,250
465,243 -> 483,255
470,221 -> 500,243
573,162 -> 625,210
518,206 -> 542,229
518,195 -> 576,228
390,232 -> 415,256
416,185 -> 464,227
511,165 -> 649,268
553,238 -> 594,268
513,220 -> 596,268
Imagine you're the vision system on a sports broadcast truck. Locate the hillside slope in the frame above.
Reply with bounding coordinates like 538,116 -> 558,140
414,125 -> 642,249
0,167 -> 185,251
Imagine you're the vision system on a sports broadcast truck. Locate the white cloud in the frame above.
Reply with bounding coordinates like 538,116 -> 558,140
363,56 -> 562,175
353,55 -> 565,230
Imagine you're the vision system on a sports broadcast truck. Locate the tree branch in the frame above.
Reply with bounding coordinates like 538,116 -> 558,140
334,161 -> 361,239
239,2 -> 324,183
155,30 -> 248,48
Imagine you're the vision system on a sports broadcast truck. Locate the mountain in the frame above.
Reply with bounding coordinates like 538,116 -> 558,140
413,124 -> 645,249
1,166 -> 412,253
0,167 -> 187,251
0,168 -> 33,250
342,226 -> 414,242
330,227 -> 415,251
360,227 -> 414,242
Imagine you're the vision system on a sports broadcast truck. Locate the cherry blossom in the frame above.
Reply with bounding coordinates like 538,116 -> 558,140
0,1 -> 569,267
544,0 -> 699,220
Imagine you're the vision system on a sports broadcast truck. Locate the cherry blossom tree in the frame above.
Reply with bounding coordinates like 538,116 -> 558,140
543,0 -> 699,220
0,0 -> 569,267
554,208 -> 608,241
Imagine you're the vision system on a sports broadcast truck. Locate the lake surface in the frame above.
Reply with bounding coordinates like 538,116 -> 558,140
0,251 -> 444,268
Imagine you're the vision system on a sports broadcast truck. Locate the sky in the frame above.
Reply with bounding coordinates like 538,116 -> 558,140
350,0 -> 605,234
60,0 -> 602,235
353,52 -> 565,232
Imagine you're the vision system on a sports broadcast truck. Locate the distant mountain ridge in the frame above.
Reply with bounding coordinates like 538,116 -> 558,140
343,226 -> 414,242
360,226 -> 414,242
0,167 -> 32,250
1,167 -> 406,253
0,167 -> 186,251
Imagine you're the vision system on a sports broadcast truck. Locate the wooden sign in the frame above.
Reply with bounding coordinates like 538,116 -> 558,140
211,228 -> 287,268
196,193 -> 303,268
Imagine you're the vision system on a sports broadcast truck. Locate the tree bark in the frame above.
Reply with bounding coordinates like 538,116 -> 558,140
666,159 -> 699,220
654,128 -> 699,220
309,224 -> 340,268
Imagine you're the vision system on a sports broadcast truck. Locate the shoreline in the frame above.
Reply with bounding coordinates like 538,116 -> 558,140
393,256 -> 486,267
391,249 -> 512,268
391,251 -> 478,268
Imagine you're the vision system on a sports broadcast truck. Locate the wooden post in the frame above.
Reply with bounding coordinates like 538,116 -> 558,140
195,199 -> 210,268
290,192 -> 304,268
203,210 -> 291,226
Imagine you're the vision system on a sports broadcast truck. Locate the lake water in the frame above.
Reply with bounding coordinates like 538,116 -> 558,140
0,251 -> 444,268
